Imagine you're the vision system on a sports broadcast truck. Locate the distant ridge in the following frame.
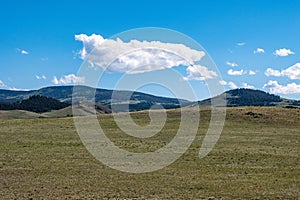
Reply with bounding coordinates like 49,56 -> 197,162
196,88 -> 300,107
0,85 -> 189,112
0,86 -> 300,115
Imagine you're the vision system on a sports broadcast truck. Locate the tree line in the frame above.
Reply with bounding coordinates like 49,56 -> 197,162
227,88 -> 281,106
0,95 -> 70,113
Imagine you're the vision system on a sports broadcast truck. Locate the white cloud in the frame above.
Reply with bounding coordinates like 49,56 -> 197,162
263,80 -> 300,94
254,48 -> 265,54
21,50 -> 29,55
265,63 -> 300,80
248,70 -> 256,75
227,69 -> 245,76
0,80 -> 29,91
242,82 -> 255,89
0,80 -> 6,88
228,81 -> 238,89
273,48 -> 295,57
219,80 -> 238,89
265,68 -> 282,77
36,75 -> 47,80
9,87 -> 29,91
237,42 -> 246,46
220,80 -> 254,89
219,80 -> 227,86
281,63 -> 300,80
75,34 -> 206,74
16,48 -> 29,55
52,74 -> 85,85
75,34 -> 106,59
226,61 -> 238,67
183,65 -> 217,81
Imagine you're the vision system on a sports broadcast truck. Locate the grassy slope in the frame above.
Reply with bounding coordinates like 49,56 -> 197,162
0,110 -> 42,119
0,107 -> 299,199
42,106 -> 74,118
0,104 -> 111,119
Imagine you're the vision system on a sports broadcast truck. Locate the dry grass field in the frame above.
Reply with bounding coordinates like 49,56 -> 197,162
0,107 -> 299,199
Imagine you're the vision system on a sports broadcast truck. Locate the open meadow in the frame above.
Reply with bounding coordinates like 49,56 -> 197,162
0,107 -> 299,199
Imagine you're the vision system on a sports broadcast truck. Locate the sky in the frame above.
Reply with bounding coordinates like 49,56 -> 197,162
0,0 -> 300,100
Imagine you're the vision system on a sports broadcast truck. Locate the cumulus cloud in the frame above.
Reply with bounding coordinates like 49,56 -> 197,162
227,69 -> 245,76
36,75 -> 47,80
265,68 -> 282,77
219,80 -> 227,86
75,34 -> 106,59
218,80 -> 238,89
0,80 -> 28,91
52,74 -> 85,85
281,63 -> 300,80
75,34 -> 206,75
242,82 -> 255,89
273,48 -> 295,57
263,80 -> 300,94
220,80 -> 254,89
265,63 -> 300,80
254,48 -> 265,54
228,81 -> 238,89
226,61 -> 238,67
183,65 -> 217,81
237,42 -> 246,46
248,70 -> 256,75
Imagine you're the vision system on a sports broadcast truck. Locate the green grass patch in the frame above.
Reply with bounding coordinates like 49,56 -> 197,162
0,107 -> 299,199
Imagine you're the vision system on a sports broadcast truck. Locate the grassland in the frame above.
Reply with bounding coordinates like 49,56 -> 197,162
0,107 -> 299,199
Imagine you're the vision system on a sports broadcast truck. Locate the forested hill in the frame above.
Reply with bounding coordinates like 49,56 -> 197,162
197,88 -> 300,107
0,95 -> 70,113
0,87 -> 300,113
225,88 -> 281,106
0,86 -> 188,112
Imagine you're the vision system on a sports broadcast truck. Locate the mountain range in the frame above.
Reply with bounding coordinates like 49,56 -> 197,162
0,86 -> 299,116
0,86 -> 188,113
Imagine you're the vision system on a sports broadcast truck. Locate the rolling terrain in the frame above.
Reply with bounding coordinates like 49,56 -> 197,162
0,86 -> 188,112
0,86 -> 300,120
1,86 -> 300,116
195,88 -> 300,107
0,107 -> 299,199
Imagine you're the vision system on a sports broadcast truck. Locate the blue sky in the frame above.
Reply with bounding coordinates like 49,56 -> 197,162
0,0 -> 300,100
